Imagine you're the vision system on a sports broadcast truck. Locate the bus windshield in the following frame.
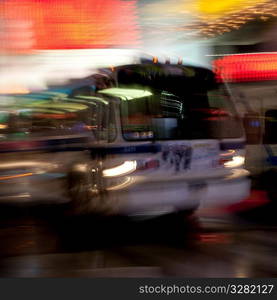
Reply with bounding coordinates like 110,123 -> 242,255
114,64 -> 244,140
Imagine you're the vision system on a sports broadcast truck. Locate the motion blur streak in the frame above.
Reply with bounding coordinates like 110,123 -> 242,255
0,173 -> 33,181
106,177 -> 132,191
1,0 -> 140,52
224,156 -> 245,168
213,53 -> 277,82
103,161 -> 137,178
195,0 -> 267,17
0,86 -> 30,95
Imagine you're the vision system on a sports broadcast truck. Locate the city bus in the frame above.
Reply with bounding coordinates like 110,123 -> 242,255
0,63 -> 251,216
66,63 -> 250,216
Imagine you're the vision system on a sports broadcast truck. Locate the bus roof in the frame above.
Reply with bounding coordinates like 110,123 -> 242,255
114,63 -> 218,94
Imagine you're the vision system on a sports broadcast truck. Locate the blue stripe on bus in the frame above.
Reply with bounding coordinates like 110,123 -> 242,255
0,140 -> 245,154
0,139 -> 161,155
0,136 -> 90,153
90,144 -> 162,155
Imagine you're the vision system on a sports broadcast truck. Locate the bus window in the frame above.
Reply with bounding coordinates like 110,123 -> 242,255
187,86 -> 243,139
120,85 -> 243,141
121,95 -> 154,140
26,105 -> 92,137
0,110 -> 32,139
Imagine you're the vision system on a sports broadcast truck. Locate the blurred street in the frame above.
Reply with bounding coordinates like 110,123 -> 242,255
0,192 -> 276,278
1,0 -> 277,280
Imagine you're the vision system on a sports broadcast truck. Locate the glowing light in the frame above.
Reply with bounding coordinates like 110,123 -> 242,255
0,161 -> 57,170
106,177 -> 132,190
213,53 -> 277,82
73,164 -> 88,173
0,173 -> 33,181
1,0 -> 140,52
196,0 -> 267,16
103,161 -> 137,177
140,0 -> 276,39
183,0 -> 277,37
98,88 -> 153,100
224,156 -> 245,168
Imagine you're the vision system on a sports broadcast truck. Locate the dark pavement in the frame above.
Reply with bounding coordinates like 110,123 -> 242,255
0,194 -> 276,278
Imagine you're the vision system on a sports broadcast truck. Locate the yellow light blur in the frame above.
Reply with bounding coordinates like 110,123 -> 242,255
103,161 -> 137,178
196,0 -> 266,16
0,124 -> 8,129
181,0 -> 275,36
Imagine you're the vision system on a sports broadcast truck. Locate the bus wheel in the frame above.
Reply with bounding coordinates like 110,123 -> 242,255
67,162 -> 103,214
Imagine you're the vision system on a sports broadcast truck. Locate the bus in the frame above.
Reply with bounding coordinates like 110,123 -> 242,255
66,62 -> 250,216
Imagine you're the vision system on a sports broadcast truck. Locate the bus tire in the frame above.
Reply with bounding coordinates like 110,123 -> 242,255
67,162 -> 103,214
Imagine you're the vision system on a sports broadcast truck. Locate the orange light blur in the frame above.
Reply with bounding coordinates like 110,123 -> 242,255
0,86 -> 30,94
0,173 -> 33,181
152,56 -> 158,64
1,0 -> 140,52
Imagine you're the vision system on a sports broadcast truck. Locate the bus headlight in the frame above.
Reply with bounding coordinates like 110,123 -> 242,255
224,155 -> 245,168
103,161 -> 137,177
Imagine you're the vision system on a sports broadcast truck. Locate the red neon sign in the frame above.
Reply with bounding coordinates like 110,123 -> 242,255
1,0 -> 140,52
213,53 -> 277,82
